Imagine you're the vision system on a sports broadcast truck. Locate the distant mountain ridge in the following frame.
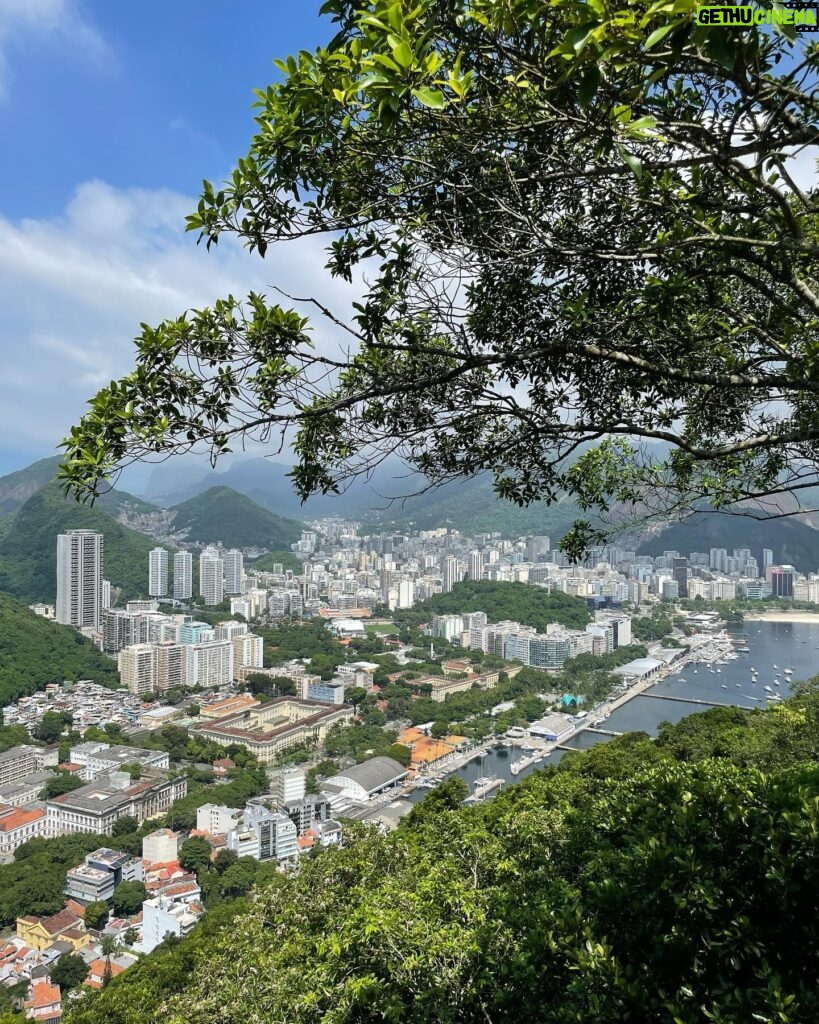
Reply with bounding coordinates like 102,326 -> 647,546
141,455 -> 586,537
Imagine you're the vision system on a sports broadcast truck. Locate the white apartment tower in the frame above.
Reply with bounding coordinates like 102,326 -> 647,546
442,555 -> 459,594
173,551 -> 193,601
149,547 -> 169,597
468,550 -> 483,581
56,530 -> 103,629
199,547 -> 224,606
224,549 -> 244,595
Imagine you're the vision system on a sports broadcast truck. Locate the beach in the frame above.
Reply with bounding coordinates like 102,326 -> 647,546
742,611 -> 819,623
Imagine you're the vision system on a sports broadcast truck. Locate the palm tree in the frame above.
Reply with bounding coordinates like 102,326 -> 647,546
100,934 -> 117,988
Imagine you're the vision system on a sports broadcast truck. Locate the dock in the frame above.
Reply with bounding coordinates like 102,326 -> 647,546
641,693 -> 732,707
464,777 -> 505,802
585,727 -> 623,737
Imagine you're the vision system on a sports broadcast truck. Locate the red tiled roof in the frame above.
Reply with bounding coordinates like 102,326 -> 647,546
0,806 -> 45,832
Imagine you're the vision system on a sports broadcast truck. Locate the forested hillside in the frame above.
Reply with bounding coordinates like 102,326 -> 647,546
394,580 -> 592,631
66,686 -> 819,1024
639,512 -> 819,572
0,482 -> 159,603
0,592 -> 118,704
169,487 -> 302,549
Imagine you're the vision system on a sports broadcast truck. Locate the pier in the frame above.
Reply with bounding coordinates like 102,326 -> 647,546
464,777 -> 505,802
586,727 -> 623,737
641,693 -> 732,707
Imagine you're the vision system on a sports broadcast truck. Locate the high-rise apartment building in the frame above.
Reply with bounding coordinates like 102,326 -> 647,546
468,550 -> 483,581
442,555 -> 459,594
119,644 -> 156,695
149,548 -> 169,598
224,550 -> 244,595
763,548 -> 774,572
56,530 -> 103,629
173,551 -> 193,601
233,634 -> 264,678
199,547 -> 224,606
672,557 -> 689,598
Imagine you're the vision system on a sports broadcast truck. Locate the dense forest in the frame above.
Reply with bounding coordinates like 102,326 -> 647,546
65,684 -> 819,1023
168,487 -> 302,550
0,481 -> 160,603
0,592 -> 118,704
394,580 -> 592,632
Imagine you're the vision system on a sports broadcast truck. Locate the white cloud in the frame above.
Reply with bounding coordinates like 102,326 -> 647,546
0,179 -> 361,457
0,0 -> 111,101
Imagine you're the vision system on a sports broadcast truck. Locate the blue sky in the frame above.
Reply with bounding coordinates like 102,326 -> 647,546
0,1 -> 335,477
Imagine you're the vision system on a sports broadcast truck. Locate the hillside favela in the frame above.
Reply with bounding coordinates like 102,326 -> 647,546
3,2 -> 819,1023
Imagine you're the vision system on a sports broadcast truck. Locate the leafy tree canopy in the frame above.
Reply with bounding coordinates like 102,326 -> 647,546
62,0 -> 819,556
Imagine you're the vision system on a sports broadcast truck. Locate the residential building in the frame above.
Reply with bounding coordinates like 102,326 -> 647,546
442,555 -> 459,593
23,978 -> 62,1024
56,530 -> 103,630
173,551 -> 193,600
142,828 -> 179,865
148,547 -> 169,598
199,547 -> 224,606
196,803 -> 240,835
227,804 -> 298,862
139,895 -> 203,954
119,644 -> 156,695
16,910 -> 88,953
224,549 -> 244,595
232,634 -> 264,678
468,550 -> 483,581
186,640 -> 233,688
269,767 -> 306,804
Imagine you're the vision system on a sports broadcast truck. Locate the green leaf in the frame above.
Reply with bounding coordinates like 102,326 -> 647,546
644,23 -> 676,50
578,66 -> 601,105
617,144 -> 643,179
413,87 -> 446,109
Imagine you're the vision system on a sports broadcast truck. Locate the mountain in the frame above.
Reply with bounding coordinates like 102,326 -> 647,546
0,481 -> 160,603
143,455 -> 586,538
0,455 -> 63,516
362,475 -> 586,537
638,512 -> 819,572
168,487 -> 303,549
0,592 -> 119,705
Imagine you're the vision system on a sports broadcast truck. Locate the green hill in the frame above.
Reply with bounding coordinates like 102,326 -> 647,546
638,512 -> 819,572
65,688 -> 819,1024
0,481 -> 159,603
0,591 -> 118,705
0,455 -> 63,516
364,474 -> 586,537
395,579 -> 592,631
169,487 -> 302,549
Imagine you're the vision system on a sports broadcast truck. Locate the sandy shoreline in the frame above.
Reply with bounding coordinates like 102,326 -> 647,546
742,611 -> 819,624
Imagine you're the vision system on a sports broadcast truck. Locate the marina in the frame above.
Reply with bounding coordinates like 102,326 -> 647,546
407,619 -> 817,803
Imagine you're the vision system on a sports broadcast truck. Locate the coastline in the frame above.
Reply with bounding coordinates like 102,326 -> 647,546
742,611 -> 819,624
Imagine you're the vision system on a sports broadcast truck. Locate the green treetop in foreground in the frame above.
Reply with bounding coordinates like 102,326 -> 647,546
61,0 -> 819,556
65,684 -> 819,1024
